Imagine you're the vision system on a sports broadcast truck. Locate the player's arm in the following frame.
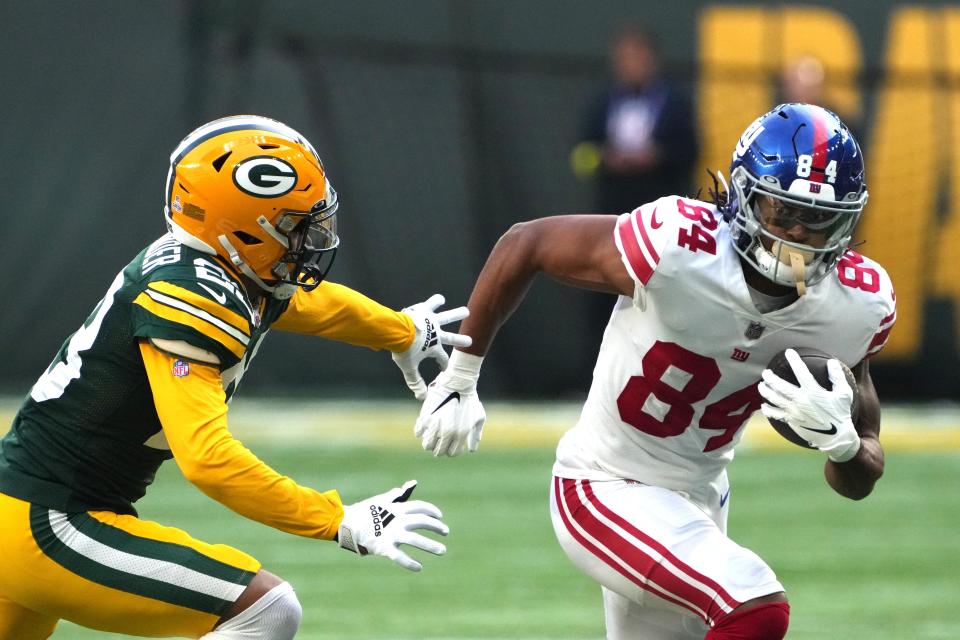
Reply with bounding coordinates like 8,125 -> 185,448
141,338 -> 345,539
272,281 -> 416,350
760,351 -> 884,501
415,215 -> 633,455
824,358 -> 884,500
141,340 -> 448,570
461,215 -> 633,356
272,282 -> 471,400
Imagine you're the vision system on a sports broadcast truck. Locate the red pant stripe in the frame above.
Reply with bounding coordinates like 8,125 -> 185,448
580,480 -> 741,615
556,477 -> 714,622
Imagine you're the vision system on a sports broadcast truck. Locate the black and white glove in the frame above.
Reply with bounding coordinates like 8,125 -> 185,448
338,480 -> 448,572
392,294 -> 472,400
415,350 -> 486,457
758,349 -> 862,463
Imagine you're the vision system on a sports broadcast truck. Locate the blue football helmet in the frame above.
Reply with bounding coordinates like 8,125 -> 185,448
726,103 -> 867,288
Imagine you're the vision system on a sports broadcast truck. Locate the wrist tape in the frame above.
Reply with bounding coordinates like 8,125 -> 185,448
443,350 -> 484,392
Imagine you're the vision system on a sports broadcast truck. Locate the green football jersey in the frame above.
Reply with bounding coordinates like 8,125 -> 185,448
0,234 -> 289,515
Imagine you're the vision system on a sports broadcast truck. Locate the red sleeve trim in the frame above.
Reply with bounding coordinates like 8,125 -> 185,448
617,212 -> 660,285
867,325 -> 893,353
879,309 -> 896,327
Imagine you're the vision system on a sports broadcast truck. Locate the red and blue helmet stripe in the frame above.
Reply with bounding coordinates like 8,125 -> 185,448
730,102 -> 865,204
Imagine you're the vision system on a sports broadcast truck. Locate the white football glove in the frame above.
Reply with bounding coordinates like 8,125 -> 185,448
415,350 -> 486,457
758,349 -> 862,463
392,294 -> 472,400
338,480 -> 448,572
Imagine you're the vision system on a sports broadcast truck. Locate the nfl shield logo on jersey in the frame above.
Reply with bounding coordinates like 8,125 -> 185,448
745,321 -> 766,340
172,360 -> 191,377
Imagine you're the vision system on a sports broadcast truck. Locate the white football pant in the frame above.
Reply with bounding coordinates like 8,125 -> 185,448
550,476 -> 783,640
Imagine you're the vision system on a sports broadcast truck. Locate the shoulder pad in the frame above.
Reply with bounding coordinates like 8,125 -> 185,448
837,251 -> 897,357
132,247 -> 256,366
614,196 -> 722,285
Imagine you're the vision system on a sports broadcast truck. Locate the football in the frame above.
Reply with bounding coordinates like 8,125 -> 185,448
764,347 -> 860,449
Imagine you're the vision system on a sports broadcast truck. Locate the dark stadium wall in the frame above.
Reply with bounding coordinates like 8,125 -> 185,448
1,1 -> 957,400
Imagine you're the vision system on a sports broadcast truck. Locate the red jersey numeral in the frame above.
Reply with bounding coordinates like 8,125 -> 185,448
676,199 -> 718,255
677,199 -> 719,230
616,341 -> 759,451
837,252 -> 880,293
700,383 -> 763,451
677,225 -> 717,255
617,341 -> 721,438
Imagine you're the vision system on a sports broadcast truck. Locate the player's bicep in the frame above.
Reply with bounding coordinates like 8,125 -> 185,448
527,215 -> 634,296
139,339 -> 229,448
851,358 -> 880,440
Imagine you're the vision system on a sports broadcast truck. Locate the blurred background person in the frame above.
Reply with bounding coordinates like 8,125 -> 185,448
570,23 -> 699,391
780,54 -> 827,106
572,24 -> 699,215
777,53 -> 863,142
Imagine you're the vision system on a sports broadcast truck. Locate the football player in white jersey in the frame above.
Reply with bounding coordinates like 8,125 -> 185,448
412,103 -> 895,640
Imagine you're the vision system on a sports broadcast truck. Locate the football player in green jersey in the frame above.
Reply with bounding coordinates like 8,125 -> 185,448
0,116 -> 467,639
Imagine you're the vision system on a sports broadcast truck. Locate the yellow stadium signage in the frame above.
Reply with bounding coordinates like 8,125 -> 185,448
700,6 -> 960,360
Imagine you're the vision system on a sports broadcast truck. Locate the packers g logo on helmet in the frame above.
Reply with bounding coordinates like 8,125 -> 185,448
164,115 -> 339,299
232,156 -> 298,198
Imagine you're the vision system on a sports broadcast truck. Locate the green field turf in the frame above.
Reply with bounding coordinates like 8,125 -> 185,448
47,443 -> 959,639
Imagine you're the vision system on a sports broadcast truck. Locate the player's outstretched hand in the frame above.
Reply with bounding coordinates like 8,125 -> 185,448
393,294 -> 472,400
758,349 -> 861,462
415,350 -> 486,457
338,480 -> 448,572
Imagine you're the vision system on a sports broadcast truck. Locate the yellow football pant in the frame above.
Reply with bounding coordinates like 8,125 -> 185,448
0,492 -> 261,639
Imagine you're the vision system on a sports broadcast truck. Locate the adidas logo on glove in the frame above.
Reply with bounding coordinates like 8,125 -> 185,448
421,317 -> 438,351
369,505 -> 395,536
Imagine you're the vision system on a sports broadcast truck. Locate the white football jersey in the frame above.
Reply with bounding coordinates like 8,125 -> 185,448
554,196 -> 897,490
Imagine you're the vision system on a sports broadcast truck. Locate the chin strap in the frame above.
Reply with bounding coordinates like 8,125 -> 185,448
788,252 -> 807,296
217,235 -> 297,300
757,240 -> 818,293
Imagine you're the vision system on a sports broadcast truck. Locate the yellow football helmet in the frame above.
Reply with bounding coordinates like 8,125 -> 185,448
164,115 -> 339,299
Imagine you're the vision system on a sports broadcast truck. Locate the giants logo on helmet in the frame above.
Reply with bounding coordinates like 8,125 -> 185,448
232,156 -> 298,198
734,117 -> 764,158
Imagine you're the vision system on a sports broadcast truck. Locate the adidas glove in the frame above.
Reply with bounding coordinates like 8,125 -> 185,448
415,350 -> 486,457
338,480 -> 448,572
758,349 -> 862,463
392,294 -> 472,401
